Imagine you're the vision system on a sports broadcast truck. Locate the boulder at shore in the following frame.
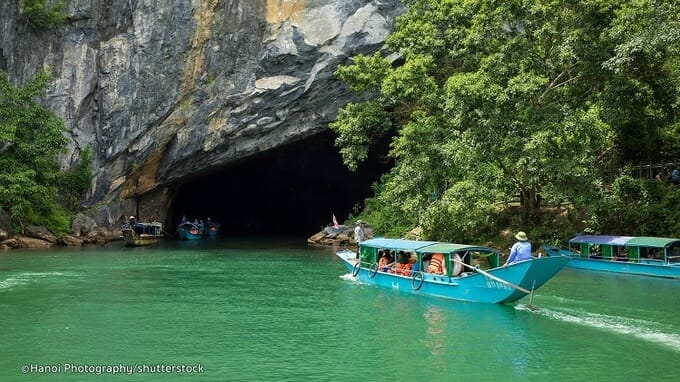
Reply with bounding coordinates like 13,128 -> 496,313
307,224 -> 373,247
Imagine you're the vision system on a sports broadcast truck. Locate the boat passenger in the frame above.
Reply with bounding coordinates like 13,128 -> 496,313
393,251 -> 410,274
503,231 -> 532,267
427,253 -> 447,275
378,252 -> 393,272
410,253 -> 420,276
422,256 -> 430,273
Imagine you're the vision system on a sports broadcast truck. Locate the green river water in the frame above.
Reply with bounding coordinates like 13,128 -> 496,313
0,238 -> 678,381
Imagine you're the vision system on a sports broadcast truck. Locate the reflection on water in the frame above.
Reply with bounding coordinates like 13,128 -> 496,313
423,305 -> 446,357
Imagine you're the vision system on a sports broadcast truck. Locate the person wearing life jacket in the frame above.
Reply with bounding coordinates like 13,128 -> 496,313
399,253 -> 415,275
427,253 -> 447,275
378,252 -> 392,272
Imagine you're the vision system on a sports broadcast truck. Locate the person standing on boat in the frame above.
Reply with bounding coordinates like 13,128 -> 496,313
504,231 -> 532,267
353,220 -> 366,259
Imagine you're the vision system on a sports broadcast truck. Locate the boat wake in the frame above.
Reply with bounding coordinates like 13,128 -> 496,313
516,304 -> 680,352
339,273 -> 357,282
0,271 -> 79,291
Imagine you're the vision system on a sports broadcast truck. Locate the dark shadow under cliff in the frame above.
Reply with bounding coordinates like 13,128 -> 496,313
169,130 -> 391,237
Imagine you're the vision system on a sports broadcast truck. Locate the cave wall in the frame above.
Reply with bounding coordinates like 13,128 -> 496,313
0,0 -> 405,230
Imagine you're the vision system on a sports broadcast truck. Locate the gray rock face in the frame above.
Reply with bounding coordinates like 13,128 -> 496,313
0,0 -> 404,228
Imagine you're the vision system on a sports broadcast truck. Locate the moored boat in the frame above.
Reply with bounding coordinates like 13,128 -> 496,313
542,235 -> 680,279
337,238 -> 568,304
121,222 -> 163,247
204,221 -> 220,237
178,222 -> 203,240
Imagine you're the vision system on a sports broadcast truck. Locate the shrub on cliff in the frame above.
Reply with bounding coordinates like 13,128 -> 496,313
19,0 -> 68,29
0,69 -> 70,234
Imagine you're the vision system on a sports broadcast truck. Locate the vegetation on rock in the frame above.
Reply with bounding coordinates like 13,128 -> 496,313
19,0 -> 68,29
0,69 -> 90,235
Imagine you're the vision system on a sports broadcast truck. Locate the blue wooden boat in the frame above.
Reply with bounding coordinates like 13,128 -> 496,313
337,238 -> 568,304
542,235 -> 680,279
203,221 -> 220,237
121,222 -> 163,247
178,222 -> 203,240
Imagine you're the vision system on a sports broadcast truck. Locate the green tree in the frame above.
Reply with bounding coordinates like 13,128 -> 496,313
0,70 -> 70,234
60,146 -> 93,212
331,0 -> 679,240
19,0 -> 68,29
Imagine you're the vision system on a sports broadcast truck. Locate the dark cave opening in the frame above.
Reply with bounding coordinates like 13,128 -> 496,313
169,130 -> 391,237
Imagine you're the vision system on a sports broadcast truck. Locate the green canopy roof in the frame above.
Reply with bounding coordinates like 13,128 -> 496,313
570,235 -> 680,248
625,237 -> 680,248
418,243 -> 499,255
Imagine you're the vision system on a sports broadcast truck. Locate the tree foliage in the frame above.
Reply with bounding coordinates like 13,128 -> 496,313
19,0 -> 68,29
60,146 -> 93,212
331,0 -> 680,241
0,70 -> 70,234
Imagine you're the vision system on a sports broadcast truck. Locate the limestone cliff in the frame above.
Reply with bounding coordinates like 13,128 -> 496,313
0,0 -> 404,229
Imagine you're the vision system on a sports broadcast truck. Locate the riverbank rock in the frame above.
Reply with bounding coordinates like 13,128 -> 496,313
58,235 -> 84,246
25,226 -> 57,243
72,213 -> 98,236
0,228 -> 7,241
307,224 -> 373,246
1,237 -> 54,249
0,209 -> 13,236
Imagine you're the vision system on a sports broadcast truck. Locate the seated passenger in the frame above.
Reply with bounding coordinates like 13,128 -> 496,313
389,251 -> 407,274
410,254 -> 420,276
378,253 -> 392,272
427,253 -> 447,275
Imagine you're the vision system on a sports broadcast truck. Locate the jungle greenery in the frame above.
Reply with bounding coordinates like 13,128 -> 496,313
331,0 -> 680,245
19,0 -> 68,29
0,70 -> 90,235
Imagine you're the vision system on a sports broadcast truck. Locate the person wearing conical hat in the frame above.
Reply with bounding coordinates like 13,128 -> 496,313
503,231 -> 532,267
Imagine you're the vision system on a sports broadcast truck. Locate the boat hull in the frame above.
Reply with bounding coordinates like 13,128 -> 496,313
178,230 -> 202,240
122,229 -> 161,247
545,247 -> 680,279
336,250 -> 568,304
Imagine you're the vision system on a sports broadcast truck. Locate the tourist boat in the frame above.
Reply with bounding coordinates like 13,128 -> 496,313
121,222 -> 163,246
178,222 -> 203,240
203,221 -> 220,237
336,238 -> 569,304
542,235 -> 680,279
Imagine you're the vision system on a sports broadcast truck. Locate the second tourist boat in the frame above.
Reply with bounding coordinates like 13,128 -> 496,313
542,235 -> 680,279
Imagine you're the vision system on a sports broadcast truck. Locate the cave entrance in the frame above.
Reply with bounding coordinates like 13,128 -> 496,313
169,130 -> 391,237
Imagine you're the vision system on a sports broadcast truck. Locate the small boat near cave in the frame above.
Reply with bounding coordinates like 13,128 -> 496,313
337,238 -> 569,304
121,222 -> 163,247
542,235 -> 680,279
178,222 -> 203,240
203,221 -> 221,237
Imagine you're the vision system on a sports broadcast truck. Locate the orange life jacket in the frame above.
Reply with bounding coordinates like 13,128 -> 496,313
427,253 -> 446,274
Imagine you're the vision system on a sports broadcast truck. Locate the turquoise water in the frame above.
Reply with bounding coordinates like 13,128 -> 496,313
1,238 -> 678,381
